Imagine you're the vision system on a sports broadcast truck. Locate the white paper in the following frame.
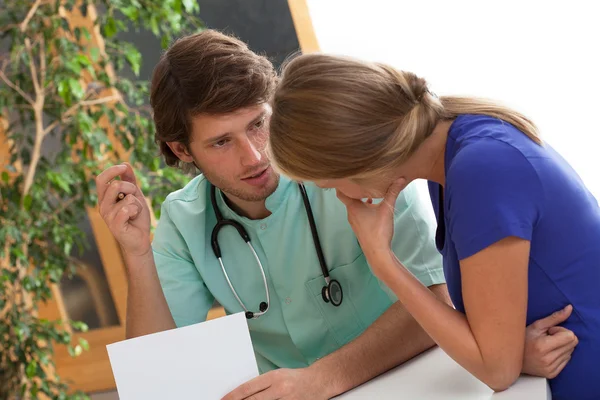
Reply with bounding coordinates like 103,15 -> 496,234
106,312 -> 259,400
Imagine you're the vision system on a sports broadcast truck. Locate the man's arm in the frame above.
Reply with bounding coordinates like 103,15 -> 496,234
312,283 -> 450,397
123,250 -> 176,338
96,163 -> 210,339
222,284 -> 450,400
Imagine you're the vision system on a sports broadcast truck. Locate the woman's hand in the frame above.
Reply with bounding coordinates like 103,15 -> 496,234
336,178 -> 407,274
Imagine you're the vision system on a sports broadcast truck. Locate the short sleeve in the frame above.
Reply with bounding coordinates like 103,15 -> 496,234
446,139 -> 542,260
388,182 -> 446,294
152,200 -> 215,327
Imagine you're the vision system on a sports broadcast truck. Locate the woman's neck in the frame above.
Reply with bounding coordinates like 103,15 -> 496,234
406,119 -> 452,187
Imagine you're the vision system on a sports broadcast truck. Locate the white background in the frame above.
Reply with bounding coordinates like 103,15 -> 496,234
305,0 -> 599,199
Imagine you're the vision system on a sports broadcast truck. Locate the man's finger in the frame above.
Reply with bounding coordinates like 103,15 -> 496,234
242,387 -> 276,400
543,328 -> 579,352
105,194 -> 144,226
99,181 -> 139,217
221,373 -> 272,400
548,354 -> 572,379
95,164 -> 127,203
121,162 -> 138,185
533,305 -> 573,331
111,198 -> 142,229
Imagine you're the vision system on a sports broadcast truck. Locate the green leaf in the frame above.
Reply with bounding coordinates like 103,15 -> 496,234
26,360 -> 37,378
81,27 -> 91,41
49,268 -> 62,283
48,172 -> 72,194
72,321 -> 89,333
89,47 -> 100,62
182,0 -> 197,13
65,59 -> 82,74
161,35 -> 170,49
23,194 -> 33,210
63,241 -> 72,255
78,337 -> 89,351
1,171 -> 8,183
104,16 -> 117,38
76,54 -> 91,67
125,47 -> 142,76
68,78 -> 84,100
151,157 -> 160,172
150,17 -> 159,36
30,382 -> 39,398
58,80 -> 71,104
173,0 -> 182,14
121,6 -> 139,21
68,344 -> 83,357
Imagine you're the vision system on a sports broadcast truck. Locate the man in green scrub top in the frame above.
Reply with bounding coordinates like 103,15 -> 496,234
97,30 -> 579,399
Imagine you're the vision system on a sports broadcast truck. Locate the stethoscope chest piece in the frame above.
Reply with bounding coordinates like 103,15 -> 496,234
210,183 -> 345,319
322,278 -> 343,307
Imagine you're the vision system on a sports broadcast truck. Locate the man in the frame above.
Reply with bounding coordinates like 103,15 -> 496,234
96,30 -> 578,399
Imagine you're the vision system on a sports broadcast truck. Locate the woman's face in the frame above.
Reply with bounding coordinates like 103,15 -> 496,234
313,177 -> 392,200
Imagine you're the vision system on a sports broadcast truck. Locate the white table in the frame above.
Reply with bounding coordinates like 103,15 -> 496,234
337,347 -> 551,399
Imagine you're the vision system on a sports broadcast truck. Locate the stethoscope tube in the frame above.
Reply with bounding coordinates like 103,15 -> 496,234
210,183 -> 343,320
297,184 -> 343,307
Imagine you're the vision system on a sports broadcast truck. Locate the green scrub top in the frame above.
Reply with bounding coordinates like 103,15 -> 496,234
152,175 -> 444,373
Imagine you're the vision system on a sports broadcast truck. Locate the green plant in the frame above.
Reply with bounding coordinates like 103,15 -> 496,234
0,1 -> 202,398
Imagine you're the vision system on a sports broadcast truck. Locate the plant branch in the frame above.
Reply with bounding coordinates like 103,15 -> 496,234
20,0 -> 43,33
24,38 -> 41,95
0,23 -> 19,34
54,193 -> 82,216
0,67 -> 34,106
21,75 -> 47,206
43,94 -> 122,135
40,37 -> 46,92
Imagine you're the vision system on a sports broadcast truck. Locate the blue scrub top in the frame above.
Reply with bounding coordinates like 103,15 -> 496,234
153,174 -> 445,373
428,114 -> 600,400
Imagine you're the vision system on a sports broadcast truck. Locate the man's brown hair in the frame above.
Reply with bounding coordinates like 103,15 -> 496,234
150,30 -> 277,170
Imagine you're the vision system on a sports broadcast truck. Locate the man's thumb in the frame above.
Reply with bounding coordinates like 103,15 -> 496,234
538,305 -> 573,330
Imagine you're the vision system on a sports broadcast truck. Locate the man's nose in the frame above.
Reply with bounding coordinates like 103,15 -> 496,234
239,137 -> 262,167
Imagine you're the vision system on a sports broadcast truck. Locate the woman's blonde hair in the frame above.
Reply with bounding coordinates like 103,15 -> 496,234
268,53 -> 541,181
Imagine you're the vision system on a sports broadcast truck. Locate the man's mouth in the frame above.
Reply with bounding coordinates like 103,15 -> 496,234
242,166 -> 269,180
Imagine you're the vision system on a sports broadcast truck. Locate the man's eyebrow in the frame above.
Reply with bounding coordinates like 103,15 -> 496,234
246,111 -> 267,130
202,111 -> 266,145
204,132 -> 229,145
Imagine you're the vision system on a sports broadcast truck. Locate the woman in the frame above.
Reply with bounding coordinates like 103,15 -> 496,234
267,53 -> 600,399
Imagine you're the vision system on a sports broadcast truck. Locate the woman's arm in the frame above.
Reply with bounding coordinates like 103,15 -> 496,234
336,179 -> 529,391
370,236 -> 528,391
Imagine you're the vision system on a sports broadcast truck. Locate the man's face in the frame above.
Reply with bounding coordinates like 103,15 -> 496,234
186,104 -> 279,202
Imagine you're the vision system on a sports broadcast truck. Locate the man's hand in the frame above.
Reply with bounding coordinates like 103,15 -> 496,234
96,162 -> 152,257
222,367 -> 330,400
523,304 -> 578,378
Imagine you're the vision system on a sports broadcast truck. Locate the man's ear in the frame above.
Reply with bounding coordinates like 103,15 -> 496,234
167,142 -> 194,163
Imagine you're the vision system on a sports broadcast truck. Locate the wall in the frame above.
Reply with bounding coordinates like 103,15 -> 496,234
118,0 -> 301,85
305,0 -> 600,199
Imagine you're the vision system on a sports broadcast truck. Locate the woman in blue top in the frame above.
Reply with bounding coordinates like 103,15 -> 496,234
267,53 -> 600,399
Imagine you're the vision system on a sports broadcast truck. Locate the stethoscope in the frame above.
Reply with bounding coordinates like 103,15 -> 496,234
210,183 -> 343,319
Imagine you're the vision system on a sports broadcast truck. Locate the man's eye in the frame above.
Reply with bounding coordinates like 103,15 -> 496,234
213,139 -> 229,148
253,119 -> 265,129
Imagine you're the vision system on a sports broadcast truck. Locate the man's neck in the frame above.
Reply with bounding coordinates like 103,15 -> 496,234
222,193 -> 271,220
